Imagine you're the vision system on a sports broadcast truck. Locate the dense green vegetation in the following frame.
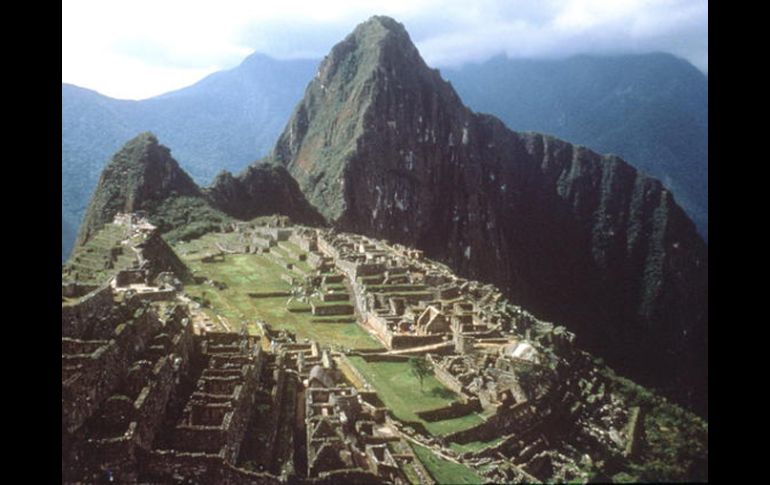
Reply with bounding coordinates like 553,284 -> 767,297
150,196 -> 232,244
408,356 -> 432,390
604,368 -> 708,482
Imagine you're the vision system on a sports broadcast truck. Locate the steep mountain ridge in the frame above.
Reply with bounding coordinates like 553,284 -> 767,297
444,53 -> 709,239
76,133 -> 323,249
268,16 -> 708,414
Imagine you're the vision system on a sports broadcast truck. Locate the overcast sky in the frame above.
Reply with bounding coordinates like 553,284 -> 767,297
62,0 -> 708,100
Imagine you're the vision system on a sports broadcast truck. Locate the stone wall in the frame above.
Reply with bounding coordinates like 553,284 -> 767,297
317,235 -> 340,260
321,292 -> 350,302
309,468 -> 387,484
62,310 -> 161,433
61,284 -> 114,338
431,362 -> 466,396
252,234 -> 276,249
290,232 -> 318,251
443,401 -> 541,444
307,251 -> 326,268
323,274 -> 345,284
116,269 -> 146,286
141,448 -> 281,484
254,227 -> 293,242
359,354 -> 410,363
169,335 -> 263,462
337,354 -> 372,390
336,260 -> 386,279
133,356 -> 179,450
223,365 -> 261,461
81,421 -> 139,482
415,399 -> 481,422
61,338 -> 109,355
175,420 -> 228,452
62,282 -> 99,299
250,291 -> 293,298
311,302 -> 353,316
128,288 -> 177,303
624,406 -> 644,457
137,231 -> 192,282
388,334 -> 445,349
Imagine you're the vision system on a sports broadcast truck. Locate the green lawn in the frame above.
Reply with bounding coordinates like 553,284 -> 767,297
268,243 -> 313,274
448,436 -> 505,454
347,356 -> 484,436
174,232 -> 243,255
411,443 -> 485,485
179,250 -> 381,350
189,253 -> 290,292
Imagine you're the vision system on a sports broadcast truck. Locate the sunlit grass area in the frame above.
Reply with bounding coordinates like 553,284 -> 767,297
411,443 -> 485,484
177,246 -> 382,350
346,356 -> 485,436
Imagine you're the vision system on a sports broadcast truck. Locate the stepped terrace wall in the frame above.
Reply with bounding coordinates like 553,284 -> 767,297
62,309 -> 161,433
62,285 -> 114,338
415,399 -> 481,422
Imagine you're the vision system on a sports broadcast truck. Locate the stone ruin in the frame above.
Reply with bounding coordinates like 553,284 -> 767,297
62,285 -> 399,484
308,229 -> 575,357
63,212 -> 191,287
63,219 -> 658,484
62,288 -> 196,482
62,283 -> 280,483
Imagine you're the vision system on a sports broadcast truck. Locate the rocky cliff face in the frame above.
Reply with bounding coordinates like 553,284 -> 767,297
206,163 -> 325,226
271,16 -> 708,414
444,53 -> 709,239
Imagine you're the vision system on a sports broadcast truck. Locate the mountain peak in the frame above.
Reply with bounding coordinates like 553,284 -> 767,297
353,15 -> 410,39
75,133 -> 202,246
312,15 -> 422,88
272,15 -> 460,221
116,131 -> 161,160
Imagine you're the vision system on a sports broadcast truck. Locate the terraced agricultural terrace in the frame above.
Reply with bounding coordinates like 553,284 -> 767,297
61,214 -> 707,484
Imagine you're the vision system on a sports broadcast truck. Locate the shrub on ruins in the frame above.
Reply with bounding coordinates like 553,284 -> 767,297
408,357 -> 432,391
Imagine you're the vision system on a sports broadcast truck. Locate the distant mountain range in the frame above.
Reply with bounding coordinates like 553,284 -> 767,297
62,41 -> 708,263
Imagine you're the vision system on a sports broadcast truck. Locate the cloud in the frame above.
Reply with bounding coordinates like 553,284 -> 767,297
62,0 -> 707,99
414,0 -> 708,71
